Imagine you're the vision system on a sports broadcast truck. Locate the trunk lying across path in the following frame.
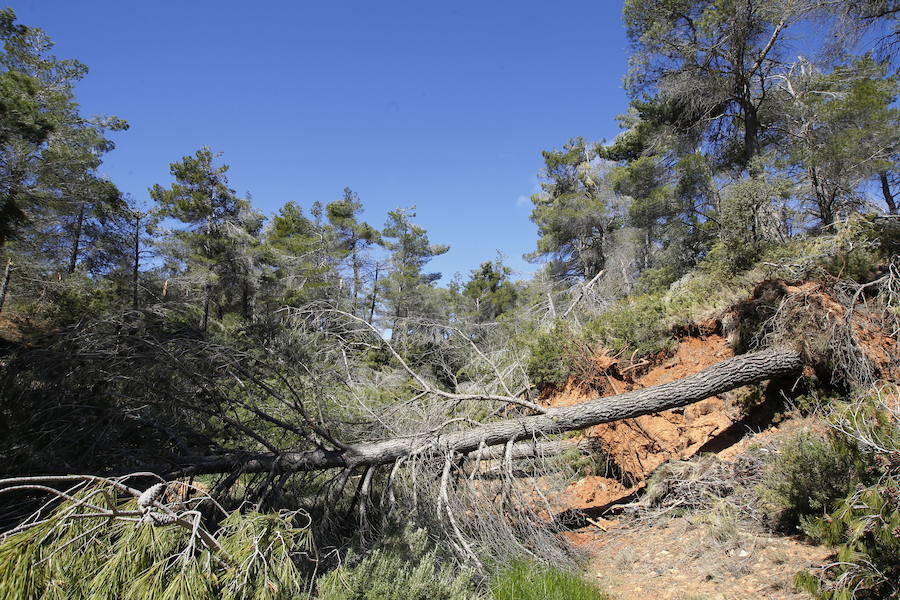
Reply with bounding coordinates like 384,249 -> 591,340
170,348 -> 802,478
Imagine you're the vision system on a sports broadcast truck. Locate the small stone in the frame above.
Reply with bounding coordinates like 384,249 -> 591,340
737,549 -> 750,558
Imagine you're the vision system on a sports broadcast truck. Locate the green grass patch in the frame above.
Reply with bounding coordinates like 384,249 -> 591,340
489,560 -> 608,600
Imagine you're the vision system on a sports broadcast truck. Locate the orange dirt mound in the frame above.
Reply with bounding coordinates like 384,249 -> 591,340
549,333 -> 737,495
555,279 -> 897,509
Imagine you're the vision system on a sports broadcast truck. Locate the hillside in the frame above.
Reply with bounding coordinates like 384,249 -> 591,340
538,273 -> 899,599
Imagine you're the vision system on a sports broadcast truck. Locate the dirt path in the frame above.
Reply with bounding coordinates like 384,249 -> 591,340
575,517 -> 831,600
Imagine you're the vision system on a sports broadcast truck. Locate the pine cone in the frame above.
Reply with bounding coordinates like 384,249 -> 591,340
140,511 -> 178,526
137,483 -> 167,510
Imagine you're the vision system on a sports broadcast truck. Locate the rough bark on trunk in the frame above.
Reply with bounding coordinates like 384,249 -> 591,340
743,106 -> 761,171
0,257 -> 12,314
165,348 -> 802,478
881,171 -> 897,215
68,203 -> 85,274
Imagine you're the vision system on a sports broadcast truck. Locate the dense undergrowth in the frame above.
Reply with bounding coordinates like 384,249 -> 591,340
525,215 -> 900,393
777,390 -> 900,600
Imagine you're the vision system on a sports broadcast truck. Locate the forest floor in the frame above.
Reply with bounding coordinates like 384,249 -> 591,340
545,329 -> 839,599
579,514 -> 831,600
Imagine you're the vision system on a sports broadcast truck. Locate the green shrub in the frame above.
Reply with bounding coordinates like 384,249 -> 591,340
316,528 -> 479,600
760,430 -> 870,531
791,395 -> 900,599
524,322 -> 584,391
754,214 -> 894,284
633,265 -> 681,295
554,445 -> 611,478
489,560 -> 608,600
584,293 -> 671,357
794,480 -> 900,600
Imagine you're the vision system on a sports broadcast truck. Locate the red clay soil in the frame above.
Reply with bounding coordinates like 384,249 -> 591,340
547,332 -> 739,510
737,280 -> 899,382
545,331 -> 840,599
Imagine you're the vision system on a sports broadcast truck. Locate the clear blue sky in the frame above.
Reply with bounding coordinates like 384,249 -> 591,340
12,1 -> 630,283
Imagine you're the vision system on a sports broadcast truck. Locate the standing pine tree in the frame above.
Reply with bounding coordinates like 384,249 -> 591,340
326,187 -> 381,315
150,147 -> 255,330
380,207 -> 449,345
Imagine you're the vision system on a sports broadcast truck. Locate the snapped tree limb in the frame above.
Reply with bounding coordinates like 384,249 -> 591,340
165,348 -> 802,478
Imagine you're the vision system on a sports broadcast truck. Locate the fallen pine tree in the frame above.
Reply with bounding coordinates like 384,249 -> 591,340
0,345 -> 805,573
161,347 -> 803,477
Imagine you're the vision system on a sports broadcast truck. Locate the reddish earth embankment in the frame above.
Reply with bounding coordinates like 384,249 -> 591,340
544,280 -> 898,599
548,330 -> 739,511
550,279 -> 899,513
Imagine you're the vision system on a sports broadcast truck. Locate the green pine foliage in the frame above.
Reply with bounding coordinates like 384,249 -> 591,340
760,430 -> 870,531
583,292 -> 670,357
0,487 -> 314,600
794,481 -> 900,600
526,138 -> 620,280
461,260 -> 519,322
523,322 -> 585,391
759,393 -> 900,599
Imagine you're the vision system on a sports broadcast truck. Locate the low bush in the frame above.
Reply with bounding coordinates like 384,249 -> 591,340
759,430 -> 870,531
794,480 -> 900,600
554,444 -> 612,478
316,527 -> 478,600
584,293 -> 671,357
791,393 -> 900,599
489,560 -> 608,600
524,322 -> 585,391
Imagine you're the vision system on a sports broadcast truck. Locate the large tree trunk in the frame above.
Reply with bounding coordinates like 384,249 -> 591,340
743,105 -> 761,171
166,348 -> 802,478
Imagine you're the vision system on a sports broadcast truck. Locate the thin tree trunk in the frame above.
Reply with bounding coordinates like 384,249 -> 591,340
368,265 -> 379,325
68,202 -> 85,274
0,257 -> 12,314
164,347 -> 802,477
352,250 -> 361,315
202,214 -> 212,332
132,213 -> 141,310
809,167 -> 833,226
880,171 -> 897,215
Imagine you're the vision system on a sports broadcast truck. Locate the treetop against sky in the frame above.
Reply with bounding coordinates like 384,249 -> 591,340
12,0 -> 631,282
